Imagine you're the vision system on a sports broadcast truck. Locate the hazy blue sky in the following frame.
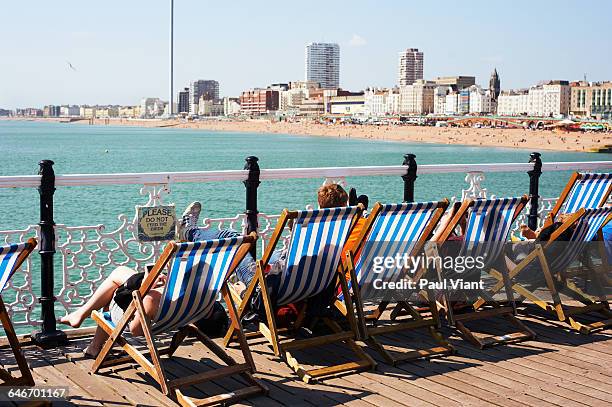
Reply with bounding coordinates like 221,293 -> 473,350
1,0 -> 610,108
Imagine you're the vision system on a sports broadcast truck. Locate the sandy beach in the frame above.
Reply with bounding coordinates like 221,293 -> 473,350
5,117 -> 612,152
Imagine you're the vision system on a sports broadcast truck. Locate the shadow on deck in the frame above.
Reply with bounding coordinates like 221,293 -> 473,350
1,304 -> 611,407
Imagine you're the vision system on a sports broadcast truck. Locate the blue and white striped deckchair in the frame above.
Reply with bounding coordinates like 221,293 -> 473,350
276,206 -> 359,306
545,172 -> 612,227
91,233 -> 268,406
337,200 -> 454,364
487,207 -> 612,334
437,196 -> 535,348
0,238 -> 36,386
228,205 -> 376,383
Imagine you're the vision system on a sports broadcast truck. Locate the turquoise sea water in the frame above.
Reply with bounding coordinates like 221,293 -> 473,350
1,120 -> 611,332
1,120 -> 610,232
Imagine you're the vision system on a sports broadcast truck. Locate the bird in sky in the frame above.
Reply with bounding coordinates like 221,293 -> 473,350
66,61 -> 77,71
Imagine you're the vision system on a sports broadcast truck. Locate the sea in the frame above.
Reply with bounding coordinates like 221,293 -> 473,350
2,120 -> 610,232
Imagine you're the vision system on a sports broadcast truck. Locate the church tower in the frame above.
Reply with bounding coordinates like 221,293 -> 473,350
489,68 -> 501,101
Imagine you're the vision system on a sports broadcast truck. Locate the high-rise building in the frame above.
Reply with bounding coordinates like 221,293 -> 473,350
305,42 -> 340,89
177,88 -> 190,115
189,80 -> 219,115
398,48 -> 424,86
489,68 -> 500,101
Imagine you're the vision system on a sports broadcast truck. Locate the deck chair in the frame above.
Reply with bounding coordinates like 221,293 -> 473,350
0,238 -> 36,387
225,206 -> 376,383
91,233 -> 268,406
436,196 -> 536,348
544,172 -> 612,228
336,200 -> 455,365
477,207 -> 612,334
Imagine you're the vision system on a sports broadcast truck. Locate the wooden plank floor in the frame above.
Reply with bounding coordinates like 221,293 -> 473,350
2,304 -> 611,407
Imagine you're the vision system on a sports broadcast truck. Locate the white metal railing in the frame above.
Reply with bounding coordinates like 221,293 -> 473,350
1,161 -> 611,188
0,160 -> 611,332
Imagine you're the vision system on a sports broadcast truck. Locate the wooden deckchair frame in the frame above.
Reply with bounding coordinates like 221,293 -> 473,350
476,209 -> 612,334
435,196 -> 536,349
336,200 -> 455,365
544,171 -> 612,228
0,237 -> 36,387
91,233 -> 268,407
225,206 -> 376,384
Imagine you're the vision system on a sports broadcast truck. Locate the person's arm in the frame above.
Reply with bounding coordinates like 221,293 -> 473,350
129,289 -> 162,336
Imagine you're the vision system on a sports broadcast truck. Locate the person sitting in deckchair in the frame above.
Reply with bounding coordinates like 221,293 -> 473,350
177,183 -> 352,322
60,265 -> 168,356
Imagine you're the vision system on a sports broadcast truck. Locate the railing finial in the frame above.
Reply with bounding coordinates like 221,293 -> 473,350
244,156 -> 260,258
527,152 -> 543,231
402,153 -> 417,203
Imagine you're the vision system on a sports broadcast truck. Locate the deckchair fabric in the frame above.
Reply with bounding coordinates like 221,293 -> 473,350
152,237 -> 245,333
276,206 -> 359,306
349,201 -> 439,299
0,243 -> 28,292
460,197 -> 523,269
549,207 -> 611,273
562,173 -> 612,214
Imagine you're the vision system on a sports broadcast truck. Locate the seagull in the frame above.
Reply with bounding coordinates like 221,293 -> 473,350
66,61 -> 77,71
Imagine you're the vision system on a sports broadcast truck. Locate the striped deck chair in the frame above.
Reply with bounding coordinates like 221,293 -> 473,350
544,172 -> 612,228
436,196 -> 536,349
336,200 -> 455,365
479,207 -> 612,334
91,233 -> 268,407
225,206 -> 376,384
0,238 -> 36,386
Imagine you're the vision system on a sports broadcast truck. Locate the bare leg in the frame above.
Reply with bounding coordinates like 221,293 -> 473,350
84,327 -> 109,358
61,266 -> 136,328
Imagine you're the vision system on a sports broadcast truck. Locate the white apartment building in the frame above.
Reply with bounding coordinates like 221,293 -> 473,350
468,85 -> 494,114
363,88 -> 401,116
305,42 -> 340,89
280,88 -> 309,112
223,97 -> 241,116
399,80 -> 435,114
398,48 -> 424,86
496,91 -> 529,116
497,81 -> 570,117
433,86 -> 449,115
444,92 -> 459,115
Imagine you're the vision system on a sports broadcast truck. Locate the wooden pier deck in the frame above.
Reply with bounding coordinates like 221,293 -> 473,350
2,304 -> 611,407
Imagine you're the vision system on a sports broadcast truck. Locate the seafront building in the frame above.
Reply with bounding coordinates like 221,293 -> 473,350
189,80 -> 219,115
570,81 -> 612,119
496,80 -> 570,117
363,88 -> 400,116
177,88 -> 190,115
434,76 -> 476,90
239,89 -> 279,115
489,68 -> 501,101
305,42 -> 340,89
398,48 -> 424,86
223,97 -> 241,116
328,94 -> 365,115
60,105 -> 80,117
140,98 -> 166,118
399,80 -> 435,114
468,85 -> 495,114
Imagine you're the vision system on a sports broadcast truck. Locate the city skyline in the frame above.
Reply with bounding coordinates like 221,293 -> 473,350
2,0 -> 612,108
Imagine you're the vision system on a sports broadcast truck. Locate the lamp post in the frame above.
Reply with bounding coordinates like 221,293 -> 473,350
169,0 -> 174,117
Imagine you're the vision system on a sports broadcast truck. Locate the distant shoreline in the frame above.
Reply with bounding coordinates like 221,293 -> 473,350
2,117 -> 611,153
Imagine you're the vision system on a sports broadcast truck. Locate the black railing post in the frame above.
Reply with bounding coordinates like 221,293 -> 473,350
32,160 -> 67,347
401,153 -> 417,202
527,152 -> 542,231
244,156 -> 260,259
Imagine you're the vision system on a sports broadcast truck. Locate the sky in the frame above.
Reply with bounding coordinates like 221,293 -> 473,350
1,0 -> 611,109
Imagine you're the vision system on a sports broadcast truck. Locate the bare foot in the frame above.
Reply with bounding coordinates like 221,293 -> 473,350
60,311 -> 86,328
